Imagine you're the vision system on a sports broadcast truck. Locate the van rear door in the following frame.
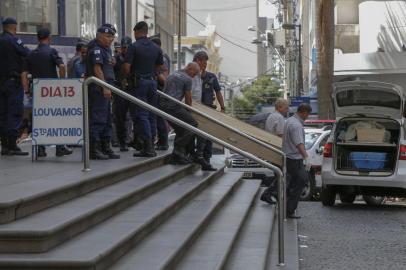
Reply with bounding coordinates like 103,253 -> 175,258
333,81 -> 404,120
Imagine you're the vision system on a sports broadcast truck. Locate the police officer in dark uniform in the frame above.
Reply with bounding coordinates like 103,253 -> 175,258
113,36 -> 133,152
85,25 -> 120,160
0,17 -> 30,156
150,36 -> 170,151
123,21 -> 164,157
193,51 -> 225,169
21,27 -> 72,157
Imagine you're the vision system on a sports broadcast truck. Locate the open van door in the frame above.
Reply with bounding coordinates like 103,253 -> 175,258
333,81 -> 405,120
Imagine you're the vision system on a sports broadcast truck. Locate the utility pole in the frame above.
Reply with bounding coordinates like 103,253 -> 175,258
177,0 -> 182,70
316,0 -> 335,119
283,0 -> 294,98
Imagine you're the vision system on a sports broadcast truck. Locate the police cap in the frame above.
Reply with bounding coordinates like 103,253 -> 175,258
102,23 -> 117,34
2,17 -> 17,25
121,36 -> 132,47
97,26 -> 116,35
37,27 -> 50,39
114,42 -> 121,48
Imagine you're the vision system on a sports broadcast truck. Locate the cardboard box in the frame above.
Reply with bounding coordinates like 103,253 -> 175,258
356,128 -> 385,143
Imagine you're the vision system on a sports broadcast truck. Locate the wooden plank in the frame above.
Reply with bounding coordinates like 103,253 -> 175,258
191,103 -> 283,167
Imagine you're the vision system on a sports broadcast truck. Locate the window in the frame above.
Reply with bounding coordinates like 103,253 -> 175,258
0,0 -> 58,34
305,131 -> 322,150
336,89 -> 401,109
65,0 -> 101,40
105,0 -> 121,36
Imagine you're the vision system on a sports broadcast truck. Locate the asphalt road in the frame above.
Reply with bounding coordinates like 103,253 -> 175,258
297,201 -> 406,270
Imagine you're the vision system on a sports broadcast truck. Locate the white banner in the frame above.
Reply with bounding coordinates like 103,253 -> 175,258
32,79 -> 83,145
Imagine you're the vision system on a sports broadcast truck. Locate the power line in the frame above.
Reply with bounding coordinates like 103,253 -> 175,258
189,4 -> 255,12
171,0 -> 257,54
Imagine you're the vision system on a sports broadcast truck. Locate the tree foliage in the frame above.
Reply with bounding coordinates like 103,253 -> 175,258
229,75 -> 282,121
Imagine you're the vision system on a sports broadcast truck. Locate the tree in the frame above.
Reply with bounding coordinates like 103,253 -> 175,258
229,75 -> 282,121
316,0 -> 335,119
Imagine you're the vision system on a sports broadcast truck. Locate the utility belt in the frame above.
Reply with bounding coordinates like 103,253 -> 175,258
128,74 -> 157,89
0,73 -> 21,86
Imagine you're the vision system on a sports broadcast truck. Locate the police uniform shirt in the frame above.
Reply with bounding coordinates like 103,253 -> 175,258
113,53 -> 125,82
0,31 -> 30,76
23,44 -> 63,78
86,42 -> 115,83
73,58 -> 86,78
201,71 -> 221,106
282,114 -> 305,160
124,36 -> 164,77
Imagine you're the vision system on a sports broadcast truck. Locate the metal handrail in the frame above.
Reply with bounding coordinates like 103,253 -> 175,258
82,77 -> 286,266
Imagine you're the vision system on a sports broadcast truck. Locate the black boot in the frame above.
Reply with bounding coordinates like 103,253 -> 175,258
37,146 -> 47,157
155,136 -> 169,151
195,138 -> 216,171
90,141 -> 109,160
101,139 -> 120,159
8,137 -> 29,156
119,141 -> 129,152
133,139 -> 157,157
56,145 -> 73,157
1,137 -> 9,155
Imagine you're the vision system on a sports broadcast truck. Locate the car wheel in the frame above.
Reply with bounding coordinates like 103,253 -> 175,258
300,171 -> 315,201
363,195 -> 385,206
321,185 -> 336,206
339,193 -> 356,204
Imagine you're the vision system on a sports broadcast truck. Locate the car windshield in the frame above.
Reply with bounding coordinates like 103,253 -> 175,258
305,131 -> 322,150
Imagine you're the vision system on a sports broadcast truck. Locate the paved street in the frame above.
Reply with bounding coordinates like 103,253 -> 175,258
298,201 -> 406,270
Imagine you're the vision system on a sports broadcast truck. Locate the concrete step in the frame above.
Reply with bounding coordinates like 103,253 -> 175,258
225,187 -> 276,270
0,163 -> 195,253
174,180 -> 261,270
0,166 -> 226,270
109,172 -> 244,270
0,153 -> 170,224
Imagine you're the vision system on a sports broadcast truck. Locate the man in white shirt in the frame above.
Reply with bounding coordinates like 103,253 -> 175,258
265,98 -> 289,137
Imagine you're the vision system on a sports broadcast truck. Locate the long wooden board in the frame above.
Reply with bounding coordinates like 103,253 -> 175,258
191,103 -> 283,167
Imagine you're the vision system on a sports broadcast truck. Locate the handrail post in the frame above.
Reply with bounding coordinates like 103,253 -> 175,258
82,80 -> 91,171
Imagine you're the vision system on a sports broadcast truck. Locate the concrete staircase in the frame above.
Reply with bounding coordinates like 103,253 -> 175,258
0,153 -> 283,270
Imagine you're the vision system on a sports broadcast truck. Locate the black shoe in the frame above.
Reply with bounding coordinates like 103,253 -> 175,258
129,138 -> 143,151
155,144 -> 169,151
169,154 -> 191,165
287,214 -> 301,219
101,140 -> 120,159
90,141 -> 109,160
37,146 -> 47,157
111,141 -> 119,147
56,146 -> 73,157
133,139 -> 156,157
133,151 -> 157,157
195,157 -> 217,171
260,190 -> 277,205
7,137 -> 29,156
119,142 -> 128,152
1,137 -> 9,155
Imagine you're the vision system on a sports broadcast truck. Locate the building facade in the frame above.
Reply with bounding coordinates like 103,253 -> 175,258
0,0 -> 186,68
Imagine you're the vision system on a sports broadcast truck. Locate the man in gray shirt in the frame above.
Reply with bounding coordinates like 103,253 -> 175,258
283,103 -> 312,218
159,62 -> 215,171
265,98 -> 289,137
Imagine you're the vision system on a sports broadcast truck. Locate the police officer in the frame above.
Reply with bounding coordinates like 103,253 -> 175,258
21,27 -> 73,157
85,25 -> 120,160
123,21 -> 164,157
0,17 -> 30,156
67,41 -> 86,78
150,36 -> 170,150
113,36 -> 133,152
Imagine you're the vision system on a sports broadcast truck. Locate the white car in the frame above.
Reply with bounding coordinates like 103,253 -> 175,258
302,128 -> 331,200
321,81 -> 406,206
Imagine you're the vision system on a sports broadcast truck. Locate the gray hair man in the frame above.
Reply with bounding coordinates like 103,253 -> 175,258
265,98 -> 289,137
283,103 -> 312,218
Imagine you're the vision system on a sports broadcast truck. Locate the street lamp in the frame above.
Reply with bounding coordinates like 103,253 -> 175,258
282,23 -> 303,96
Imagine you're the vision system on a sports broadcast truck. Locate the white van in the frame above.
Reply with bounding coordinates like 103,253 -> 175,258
321,81 -> 406,206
